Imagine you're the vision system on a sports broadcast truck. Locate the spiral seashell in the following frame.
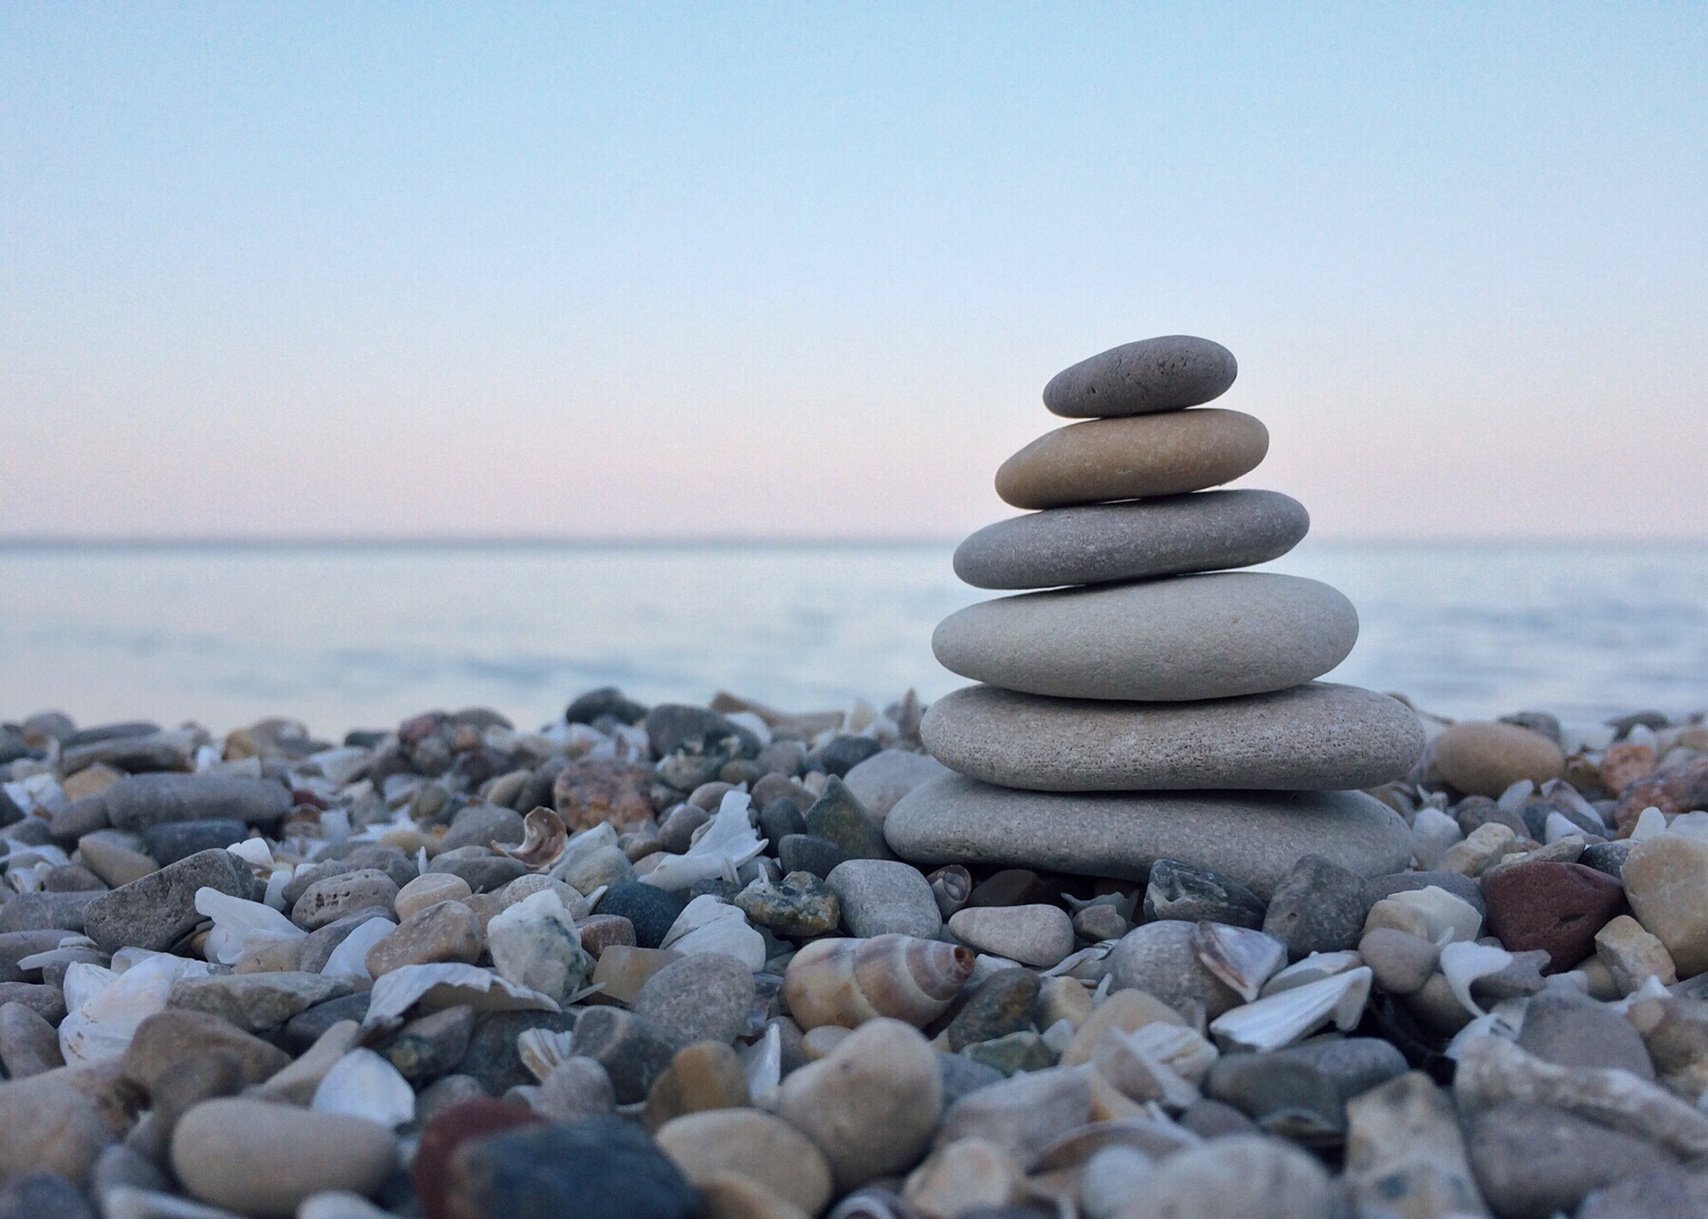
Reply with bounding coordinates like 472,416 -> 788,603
782,933 -> 974,1031
495,807 -> 568,871
927,865 -> 973,919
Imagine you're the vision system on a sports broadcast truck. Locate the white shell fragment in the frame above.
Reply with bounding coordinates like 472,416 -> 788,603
1259,951 -> 1364,998
742,1021 -> 783,1104
320,917 -> 396,980
1192,922 -> 1285,1002
59,952 -> 213,1066
362,962 -> 559,1033
196,886 -> 306,965
1440,941 -> 1515,1018
1410,806 -> 1462,869
642,791 -> 768,892
659,895 -> 766,970
518,1026 -> 578,1084
311,1048 -> 415,1128
1125,1020 -> 1219,1084
1208,966 -> 1373,1052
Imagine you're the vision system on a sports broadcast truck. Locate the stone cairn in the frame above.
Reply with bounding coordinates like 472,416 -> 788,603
888,335 -> 1427,901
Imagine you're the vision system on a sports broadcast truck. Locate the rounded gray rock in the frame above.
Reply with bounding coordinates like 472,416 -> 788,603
923,682 -> 1423,791
1044,335 -> 1238,418
953,490 -> 1309,590
932,573 -> 1358,702
885,774 -> 1411,900
825,859 -> 943,939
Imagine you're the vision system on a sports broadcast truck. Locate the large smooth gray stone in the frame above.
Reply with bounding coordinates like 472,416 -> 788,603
954,491 -> 1309,590
885,774 -> 1411,899
923,682 -> 1424,791
933,572 -> 1357,701
1044,335 -> 1237,418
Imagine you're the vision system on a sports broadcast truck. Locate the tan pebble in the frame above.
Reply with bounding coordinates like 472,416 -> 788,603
377,828 -> 437,854
1595,915 -> 1678,994
801,1025 -> 853,1062
1037,976 -> 1096,1031
696,1173 -> 810,1219
775,1017 -> 941,1192
460,891 -> 508,931
902,1136 -> 1024,1218
393,873 -> 471,921
1439,822 -> 1516,876
1623,835 -> 1708,977
655,1108 -> 832,1214
0,1061 -> 136,1184
576,913 -> 637,958
232,936 -> 306,973
1059,989 -> 1187,1068
644,1041 -> 750,1131
171,1097 -> 396,1219
62,762 -> 124,802
1087,1067 -> 1149,1121
1428,722 -> 1565,798
589,946 -> 683,1005
995,410 -> 1268,509
364,900 -> 483,976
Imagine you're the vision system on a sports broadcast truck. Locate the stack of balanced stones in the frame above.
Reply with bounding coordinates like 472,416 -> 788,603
887,335 -> 1426,900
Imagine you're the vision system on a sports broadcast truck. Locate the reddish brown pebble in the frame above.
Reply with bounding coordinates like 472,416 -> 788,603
1483,861 -> 1628,972
1599,742 -> 1657,796
1615,758 -> 1708,836
553,759 -> 657,832
413,1097 -> 544,1219
578,914 -> 638,959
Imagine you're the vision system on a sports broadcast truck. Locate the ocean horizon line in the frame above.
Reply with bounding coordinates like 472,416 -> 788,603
1,532 -> 1705,553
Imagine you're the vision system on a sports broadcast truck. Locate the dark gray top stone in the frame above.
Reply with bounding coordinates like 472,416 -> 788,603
1044,335 -> 1238,418
954,490 -> 1309,590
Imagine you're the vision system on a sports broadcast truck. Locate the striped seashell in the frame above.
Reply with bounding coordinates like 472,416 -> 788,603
782,934 -> 974,1031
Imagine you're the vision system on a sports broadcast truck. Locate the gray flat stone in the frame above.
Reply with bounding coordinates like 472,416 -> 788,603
932,573 -> 1358,702
954,491 -> 1309,590
1044,335 -> 1238,418
923,682 -> 1423,791
885,774 -> 1411,900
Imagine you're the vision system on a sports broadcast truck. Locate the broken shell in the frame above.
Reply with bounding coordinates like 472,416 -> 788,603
1439,940 -> 1515,1018
641,791 -> 768,892
1192,922 -> 1286,1003
311,1048 -> 415,1128
659,895 -> 766,970
927,865 -> 973,919
518,1026 -> 577,1083
361,962 -> 558,1034
495,807 -> 568,871
782,934 -> 975,1031
1260,950 -> 1365,998
1092,1031 -> 1201,1111
1124,1021 -> 1218,1084
1208,966 -> 1373,1052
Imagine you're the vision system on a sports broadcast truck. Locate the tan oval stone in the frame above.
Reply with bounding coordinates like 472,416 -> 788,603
995,409 -> 1267,510
393,873 -> 472,922
656,1108 -> 833,1215
171,1098 -> 396,1219
1428,722 -> 1565,797
1623,835 -> 1708,978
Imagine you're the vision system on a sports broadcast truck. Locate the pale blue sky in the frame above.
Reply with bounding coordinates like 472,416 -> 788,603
3,3 -> 1703,540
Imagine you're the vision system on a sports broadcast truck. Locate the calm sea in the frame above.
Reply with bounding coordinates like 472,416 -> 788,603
2,540 -> 1705,735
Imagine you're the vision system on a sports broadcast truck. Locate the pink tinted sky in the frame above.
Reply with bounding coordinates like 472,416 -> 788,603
3,5 -> 1704,542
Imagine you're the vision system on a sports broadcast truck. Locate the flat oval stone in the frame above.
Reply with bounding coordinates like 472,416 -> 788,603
1044,335 -> 1238,418
954,491 -> 1309,590
996,410 -> 1267,510
922,682 -> 1423,791
932,573 -> 1357,702
885,774 -> 1411,900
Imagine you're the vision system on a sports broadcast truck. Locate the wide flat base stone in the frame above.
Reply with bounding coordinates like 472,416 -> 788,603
922,682 -> 1425,791
884,774 -> 1411,899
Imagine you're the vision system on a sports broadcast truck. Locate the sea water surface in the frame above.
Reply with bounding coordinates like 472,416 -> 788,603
2,540 -> 1705,735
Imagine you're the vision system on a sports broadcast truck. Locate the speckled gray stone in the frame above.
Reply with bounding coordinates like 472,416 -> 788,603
932,573 -> 1358,702
923,682 -> 1423,791
825,859 -> 943,939
954,491 -> 1308,590
886,774 -> 1411,900
1043,335 -> 1238,418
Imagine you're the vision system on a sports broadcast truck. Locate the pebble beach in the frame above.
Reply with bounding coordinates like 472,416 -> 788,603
0,688 -> 1705,1219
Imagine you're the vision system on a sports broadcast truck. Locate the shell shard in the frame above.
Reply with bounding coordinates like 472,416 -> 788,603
1208,965 -> 1374,1052
642,791 -> 768,892
311,1048 -> 415,1128
782,933 -> 975,1031
1192,922 -> 1286,1002
659,894 -> 766,970
518,1026 -> 577,1083
1439,940 -> 1515,1018
495,807 -> 569,871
